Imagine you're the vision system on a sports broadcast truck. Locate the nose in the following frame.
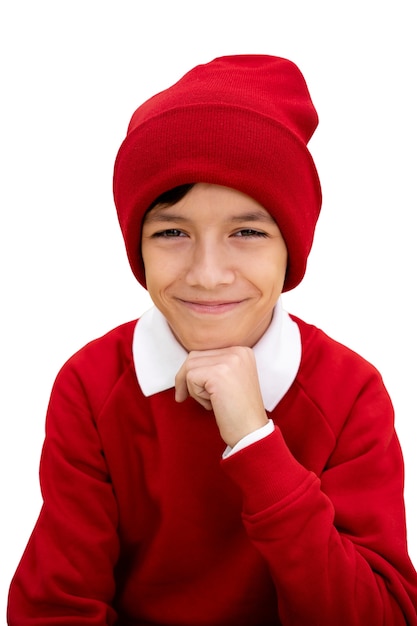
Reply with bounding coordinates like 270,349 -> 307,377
185,240 -> 235,289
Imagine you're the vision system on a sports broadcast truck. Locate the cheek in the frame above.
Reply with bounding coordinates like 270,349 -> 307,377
142,247 -> 162,292
142,248 -> 182,293
256,249 -> 287,287
273,246 -> 288,281
257,247 -> 288,280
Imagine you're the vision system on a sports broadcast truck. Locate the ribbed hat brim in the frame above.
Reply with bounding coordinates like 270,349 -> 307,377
113,103 -> 321,291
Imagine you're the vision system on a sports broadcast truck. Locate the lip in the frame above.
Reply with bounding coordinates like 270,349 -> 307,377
177,298 -> 246,315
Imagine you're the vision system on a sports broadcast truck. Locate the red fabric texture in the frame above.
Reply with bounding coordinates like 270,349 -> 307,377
8,317 -> 417,625
113,55 -> 322,292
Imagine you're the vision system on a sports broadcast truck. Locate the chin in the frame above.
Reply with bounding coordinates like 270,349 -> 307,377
184,334 -> 249,352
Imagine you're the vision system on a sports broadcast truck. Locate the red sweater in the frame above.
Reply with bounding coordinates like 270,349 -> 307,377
8,315 -> 417,625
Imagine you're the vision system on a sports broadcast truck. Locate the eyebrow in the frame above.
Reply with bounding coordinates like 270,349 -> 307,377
144,208 -> 275,224
144,211 -> 189,224
229,211 -> 275,224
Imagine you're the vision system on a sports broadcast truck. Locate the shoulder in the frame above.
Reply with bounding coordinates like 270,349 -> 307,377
292,314 -> 382,379
66,319 -> 137,372
290,314 -> 392,423
50,319 -> 139,415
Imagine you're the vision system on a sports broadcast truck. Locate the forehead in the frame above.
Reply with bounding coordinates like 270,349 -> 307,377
144,206 -> 276,226
143,183 -> 276,224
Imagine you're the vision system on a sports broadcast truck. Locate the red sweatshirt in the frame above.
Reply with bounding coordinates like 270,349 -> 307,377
7,311 -> 417,625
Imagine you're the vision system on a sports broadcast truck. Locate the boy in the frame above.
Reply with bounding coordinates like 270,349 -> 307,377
8,55 -> 417,625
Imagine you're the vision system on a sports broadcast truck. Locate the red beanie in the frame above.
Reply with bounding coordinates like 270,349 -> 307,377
113,54 -> 322,291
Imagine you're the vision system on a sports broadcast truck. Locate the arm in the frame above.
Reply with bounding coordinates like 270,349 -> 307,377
177,347 -> 417,625
7,360 -> 120,625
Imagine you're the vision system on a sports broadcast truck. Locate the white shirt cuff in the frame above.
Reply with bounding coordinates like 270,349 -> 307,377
222,419 -> 274,459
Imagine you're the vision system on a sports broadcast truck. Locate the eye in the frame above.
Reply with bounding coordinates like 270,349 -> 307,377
151,229 -> 186,238
232,229 -> 268,238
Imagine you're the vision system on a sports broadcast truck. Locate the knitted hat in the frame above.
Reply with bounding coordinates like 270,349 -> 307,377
113,54 -> 322,291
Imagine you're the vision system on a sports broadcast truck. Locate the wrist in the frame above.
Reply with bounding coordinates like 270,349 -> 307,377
223,419 -> 274,458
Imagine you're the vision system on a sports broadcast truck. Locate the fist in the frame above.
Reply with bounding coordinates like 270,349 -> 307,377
175,346 -> 268,448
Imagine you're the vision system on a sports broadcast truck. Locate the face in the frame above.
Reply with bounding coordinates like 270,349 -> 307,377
141,183 -> 288,351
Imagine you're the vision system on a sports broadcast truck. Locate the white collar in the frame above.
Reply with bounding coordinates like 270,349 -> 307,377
132,298 -> 301,412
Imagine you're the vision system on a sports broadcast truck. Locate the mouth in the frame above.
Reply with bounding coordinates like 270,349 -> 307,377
177,299 -> 246,315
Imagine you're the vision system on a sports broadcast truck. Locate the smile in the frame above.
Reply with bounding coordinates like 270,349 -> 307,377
177,299 -> 245,315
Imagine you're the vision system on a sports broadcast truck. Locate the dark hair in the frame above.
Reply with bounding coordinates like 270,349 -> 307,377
148,183 -> 195,211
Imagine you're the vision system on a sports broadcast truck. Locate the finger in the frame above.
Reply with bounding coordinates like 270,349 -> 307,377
174,368 -> 189,403
174,355 -> 191,402
175,360 -> 211,406
186,378 -> 213,411
175,361 -> 214,410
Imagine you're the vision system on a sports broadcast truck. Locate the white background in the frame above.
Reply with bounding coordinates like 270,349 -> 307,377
1,1 -> 416,621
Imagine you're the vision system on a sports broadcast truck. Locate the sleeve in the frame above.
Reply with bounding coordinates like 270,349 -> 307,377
222,418 -> 275,458
221,373 -> 417,625
7,360 -> 120,625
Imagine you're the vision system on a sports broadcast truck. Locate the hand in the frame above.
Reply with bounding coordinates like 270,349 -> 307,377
175,346 -> 268,448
